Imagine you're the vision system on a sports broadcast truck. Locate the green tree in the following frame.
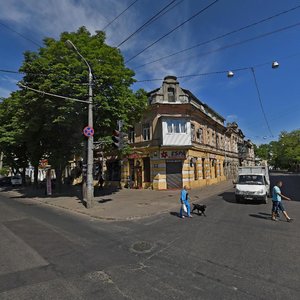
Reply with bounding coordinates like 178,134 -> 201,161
278,130 -> 300,170
254,143 -> 270,161
254,130 -> 300,171
0,92 -> 29,178
2,26 -> 147,185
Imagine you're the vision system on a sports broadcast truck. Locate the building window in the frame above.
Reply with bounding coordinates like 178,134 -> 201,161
207,130 -> 210,145
197,128 -> 203,143
216,135 -> 219,149
128,127 -> 135,143
166,119 -> 187,133
191,124 -> 195,141
167,87 -> 175,102
202,158 -> 206,179
194,159 -> 198,180
142,123 -> 150,141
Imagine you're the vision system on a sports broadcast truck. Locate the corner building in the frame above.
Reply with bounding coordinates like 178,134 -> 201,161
120,76 -> 254,190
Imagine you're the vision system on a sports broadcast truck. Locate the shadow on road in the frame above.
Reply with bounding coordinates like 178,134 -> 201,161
249,212 -> 273,221
219,191 -> 236,203
249,214 -> 271,220
3,185 -> 82,199
98,198 -> 113,204
170,212 -> 181,218
2,184 -> 121,200
219,191 -> 268,205
259,212 -> 272,217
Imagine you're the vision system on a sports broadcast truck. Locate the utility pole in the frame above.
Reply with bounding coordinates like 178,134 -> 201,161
65,40 -> 94,208
85,70 -> 94,208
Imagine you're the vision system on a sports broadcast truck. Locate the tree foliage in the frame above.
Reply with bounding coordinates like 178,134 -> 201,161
0,92 -> 29,175
254,129 -> 300,171
0,27 -> 147,182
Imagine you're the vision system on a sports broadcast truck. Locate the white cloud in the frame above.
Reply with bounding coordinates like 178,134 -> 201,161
0,0 -> 138,44
0,75 -> 18,85
0,0 -> 225,96
226,114 -> 238,121
0,1 -> 29,23
0,87 -> 12,98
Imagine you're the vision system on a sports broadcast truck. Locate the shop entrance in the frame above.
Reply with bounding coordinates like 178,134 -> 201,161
166,160 -> 182,189
135,160 -> 142,189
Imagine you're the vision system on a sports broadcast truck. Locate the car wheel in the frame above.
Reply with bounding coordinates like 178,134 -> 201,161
263,195 -> 268,204
235,195 -> 240,203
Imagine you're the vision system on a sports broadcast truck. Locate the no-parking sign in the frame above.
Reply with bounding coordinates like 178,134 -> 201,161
83,126 -> 94,137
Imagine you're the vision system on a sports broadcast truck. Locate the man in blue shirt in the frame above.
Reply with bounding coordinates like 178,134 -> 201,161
272,181 -> 293,222
179,185 -> 192,219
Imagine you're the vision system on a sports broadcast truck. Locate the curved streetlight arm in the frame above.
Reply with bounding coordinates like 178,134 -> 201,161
65,40 -> 92,76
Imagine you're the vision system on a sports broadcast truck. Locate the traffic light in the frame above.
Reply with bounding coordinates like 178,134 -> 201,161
112,129 -> 123,149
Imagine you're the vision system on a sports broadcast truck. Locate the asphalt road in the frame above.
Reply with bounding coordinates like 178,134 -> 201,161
1,174 -> 299,299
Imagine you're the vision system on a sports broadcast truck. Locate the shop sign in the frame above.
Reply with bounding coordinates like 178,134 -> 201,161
160,150 -> 186,159
39,159 -> 49,168
128,153 -> 141,159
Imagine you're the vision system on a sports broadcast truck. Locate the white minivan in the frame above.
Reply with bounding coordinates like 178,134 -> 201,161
234,166 -> 270,204
11,174 -> 22,186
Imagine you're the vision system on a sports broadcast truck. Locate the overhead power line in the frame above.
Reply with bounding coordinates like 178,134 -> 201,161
135,4 -> 300,69
143,21 -> 300,69
3,50 -> 300,84
18,82 -> 90,104
250,67 -> 274,137
0,21 -> 42,47
117,0 -> 181,47
133,50 -> 300,82
125,0 -> 220,63
102,0 -> 139,31
0,69 -> 22,75
0,69 -> 90,87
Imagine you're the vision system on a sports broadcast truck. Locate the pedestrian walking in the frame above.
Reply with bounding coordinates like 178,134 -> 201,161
98,175 -> 104,189
179,185 -> 192,219
271,181 -> 293,222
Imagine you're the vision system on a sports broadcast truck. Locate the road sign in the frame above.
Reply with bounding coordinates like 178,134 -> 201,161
83,126 -> 94,137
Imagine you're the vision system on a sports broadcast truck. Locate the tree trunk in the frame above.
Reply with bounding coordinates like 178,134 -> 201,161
34,164 -> 39,188
21,167 -> 26,185
55,167 -> 63,192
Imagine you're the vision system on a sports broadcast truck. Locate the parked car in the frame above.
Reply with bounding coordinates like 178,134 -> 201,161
11,174 -> 22,186
0,176 -> 11,186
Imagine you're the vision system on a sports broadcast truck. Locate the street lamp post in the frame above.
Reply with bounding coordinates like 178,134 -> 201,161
66,40 -> 94,208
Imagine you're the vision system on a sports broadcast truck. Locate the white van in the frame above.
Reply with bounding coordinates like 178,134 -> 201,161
234,166 -> 270,204
11,174 -> 22,186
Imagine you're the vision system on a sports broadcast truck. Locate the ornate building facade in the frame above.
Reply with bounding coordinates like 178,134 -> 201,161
107,75 -> 255,190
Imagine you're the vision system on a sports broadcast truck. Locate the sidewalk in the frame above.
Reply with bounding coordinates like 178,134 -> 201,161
1,180 -> 233,221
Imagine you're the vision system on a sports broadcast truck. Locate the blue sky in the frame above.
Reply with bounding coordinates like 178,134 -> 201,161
1,0 -> 300,145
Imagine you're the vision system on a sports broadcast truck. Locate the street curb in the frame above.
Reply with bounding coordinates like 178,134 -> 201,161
1,184 -> 233,222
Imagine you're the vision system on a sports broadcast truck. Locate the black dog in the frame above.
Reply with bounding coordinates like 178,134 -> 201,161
191,203 -> 207,216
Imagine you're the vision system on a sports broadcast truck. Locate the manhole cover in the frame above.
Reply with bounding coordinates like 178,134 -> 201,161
131,241 -> 154,253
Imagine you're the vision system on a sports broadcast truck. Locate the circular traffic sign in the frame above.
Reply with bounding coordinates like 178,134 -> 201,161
83,126 -> 94,137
